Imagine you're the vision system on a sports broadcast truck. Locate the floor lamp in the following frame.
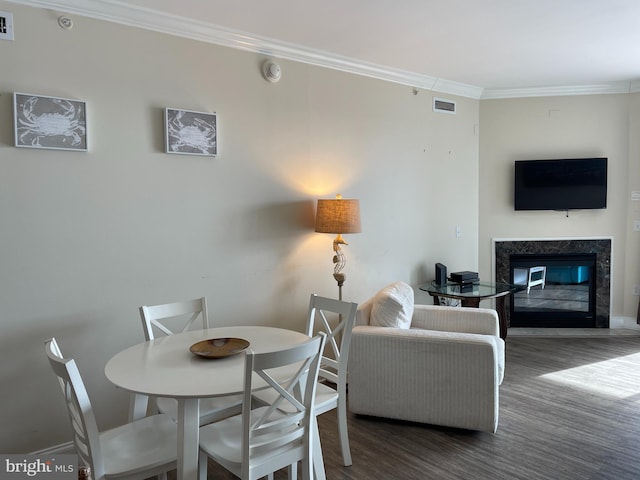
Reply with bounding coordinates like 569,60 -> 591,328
315,194 -> 361,301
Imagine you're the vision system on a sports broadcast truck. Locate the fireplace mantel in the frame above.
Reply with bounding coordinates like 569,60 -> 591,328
492,237 -> 612,328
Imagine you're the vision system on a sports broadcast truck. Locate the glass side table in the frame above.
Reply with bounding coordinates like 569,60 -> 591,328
418,281 -> 516,340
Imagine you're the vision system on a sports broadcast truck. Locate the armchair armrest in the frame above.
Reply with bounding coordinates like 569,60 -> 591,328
411,305 -> 500,337
355,298 -> 374,326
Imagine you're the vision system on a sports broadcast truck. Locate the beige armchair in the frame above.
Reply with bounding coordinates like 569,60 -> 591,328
348,282 -> 505,433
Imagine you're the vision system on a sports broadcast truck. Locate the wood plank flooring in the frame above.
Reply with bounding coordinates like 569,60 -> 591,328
201,336 -> 640,480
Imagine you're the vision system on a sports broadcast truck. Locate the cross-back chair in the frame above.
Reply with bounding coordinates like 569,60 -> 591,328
305,294 -> 357,467
198,333 -> 326,480
140,297 -> 209,341
253,294 -> 358,467
139,297 -> 243,425
44,337 -> 177,480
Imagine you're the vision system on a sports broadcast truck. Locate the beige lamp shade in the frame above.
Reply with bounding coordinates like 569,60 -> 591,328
315,196 -> 362,234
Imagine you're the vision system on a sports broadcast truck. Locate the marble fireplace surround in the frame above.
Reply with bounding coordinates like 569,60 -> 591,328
493,237 -> 612,328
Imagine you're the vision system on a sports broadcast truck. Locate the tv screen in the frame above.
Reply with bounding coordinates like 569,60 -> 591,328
514,158 -> 608,211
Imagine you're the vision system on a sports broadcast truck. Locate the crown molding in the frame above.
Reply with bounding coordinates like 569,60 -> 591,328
7,0 -> 640,100
481,82 -> 633,99
8,0 -> 486,98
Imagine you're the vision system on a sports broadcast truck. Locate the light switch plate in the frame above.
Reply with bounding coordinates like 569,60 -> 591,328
0,11 -> 14,41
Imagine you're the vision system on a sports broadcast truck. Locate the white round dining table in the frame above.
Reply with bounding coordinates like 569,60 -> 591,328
104,326 -> 324,480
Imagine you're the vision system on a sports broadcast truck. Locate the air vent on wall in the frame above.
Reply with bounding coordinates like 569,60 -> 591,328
433,97 -> 456,114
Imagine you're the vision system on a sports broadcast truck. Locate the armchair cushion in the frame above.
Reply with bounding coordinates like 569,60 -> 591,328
370,281 -> 414,329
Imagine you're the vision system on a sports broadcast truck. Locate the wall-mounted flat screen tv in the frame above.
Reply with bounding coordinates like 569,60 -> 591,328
514,157 -> 608,211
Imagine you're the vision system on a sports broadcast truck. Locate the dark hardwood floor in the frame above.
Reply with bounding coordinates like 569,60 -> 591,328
202,336 -> 640,480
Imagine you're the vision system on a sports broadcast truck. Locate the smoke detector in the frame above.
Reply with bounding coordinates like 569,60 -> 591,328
262,60 -> 282,83
58,15 -> 73,30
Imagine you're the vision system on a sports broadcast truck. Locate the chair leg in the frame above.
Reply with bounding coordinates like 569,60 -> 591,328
198,450 -> 207,480
287,463 -> 298,480
337,398 -> 352,466
312,419 -> 326,480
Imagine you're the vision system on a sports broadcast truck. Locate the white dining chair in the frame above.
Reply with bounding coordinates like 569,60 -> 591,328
253,294 -> 358,467
45,337 -> 178,480
198,333 -> 326,480
139,297 -> 243,425
140,297 -> 209,341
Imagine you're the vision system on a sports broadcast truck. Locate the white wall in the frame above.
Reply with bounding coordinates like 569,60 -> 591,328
625,94 -> 640,317
479,94 -> 638,319
0,2 -> 479,452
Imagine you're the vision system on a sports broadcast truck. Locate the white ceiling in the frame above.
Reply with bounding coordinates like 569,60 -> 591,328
10,0 -> 640,98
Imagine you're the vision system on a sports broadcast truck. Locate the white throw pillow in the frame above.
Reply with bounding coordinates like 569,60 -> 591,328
370,281 -> 414,329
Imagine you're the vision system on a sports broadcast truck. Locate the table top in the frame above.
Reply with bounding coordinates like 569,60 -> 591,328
105,326 -> 309,398
418,281 -> 515,299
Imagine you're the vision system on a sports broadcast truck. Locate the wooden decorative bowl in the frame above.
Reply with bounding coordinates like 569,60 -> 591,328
189,338 -> 250,359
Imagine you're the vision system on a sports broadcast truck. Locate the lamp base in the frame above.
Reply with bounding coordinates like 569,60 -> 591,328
333,273 -> 346,301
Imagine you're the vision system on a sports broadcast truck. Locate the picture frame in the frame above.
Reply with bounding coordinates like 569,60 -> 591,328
13,92 -> 87,151
164,108 -> 217,156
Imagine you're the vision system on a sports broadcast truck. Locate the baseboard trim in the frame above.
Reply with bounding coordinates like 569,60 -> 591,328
610,315 -> 640,330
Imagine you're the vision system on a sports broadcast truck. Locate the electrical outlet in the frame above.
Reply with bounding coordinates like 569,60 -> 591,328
0,11 -> 14,41
634,285 -> 640,296
634,220 -> 640,232
455,226 -> 461,238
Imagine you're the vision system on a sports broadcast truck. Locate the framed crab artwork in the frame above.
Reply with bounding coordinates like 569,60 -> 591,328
13,93 -> 87,151
164,108 -> 217,156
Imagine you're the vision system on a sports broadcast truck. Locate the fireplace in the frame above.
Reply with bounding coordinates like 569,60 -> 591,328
494,238 -> 611,329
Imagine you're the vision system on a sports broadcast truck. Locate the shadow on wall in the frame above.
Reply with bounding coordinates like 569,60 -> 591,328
219,200 -> 316,246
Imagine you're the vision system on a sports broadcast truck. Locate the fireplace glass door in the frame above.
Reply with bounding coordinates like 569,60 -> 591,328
509,253 -> 597,327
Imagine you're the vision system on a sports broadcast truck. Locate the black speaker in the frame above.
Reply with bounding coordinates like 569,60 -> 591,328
435,263 -> 447,285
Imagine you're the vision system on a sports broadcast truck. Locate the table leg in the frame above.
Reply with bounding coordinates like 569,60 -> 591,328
495,296 -> 508,340
177,398 -> 200,480
460,298 -> 481,308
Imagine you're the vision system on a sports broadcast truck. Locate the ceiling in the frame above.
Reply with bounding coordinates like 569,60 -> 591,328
10,0 -> 640,98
